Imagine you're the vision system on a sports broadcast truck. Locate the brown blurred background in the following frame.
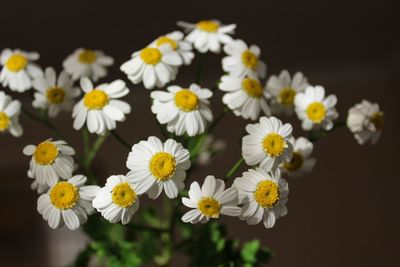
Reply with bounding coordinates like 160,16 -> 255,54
1,0 -> 399,266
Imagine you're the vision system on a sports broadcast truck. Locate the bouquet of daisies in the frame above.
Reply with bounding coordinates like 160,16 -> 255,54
0,19 -> 383,267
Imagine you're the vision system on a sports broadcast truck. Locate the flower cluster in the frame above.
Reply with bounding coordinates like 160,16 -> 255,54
0,19 -> 383,262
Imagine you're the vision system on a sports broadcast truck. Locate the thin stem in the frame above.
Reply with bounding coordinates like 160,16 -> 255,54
309,120 -> 346,143
110,130 -> 132,150
225,157 -> 245,181
208,106 -> 230,133
127,224 -> 168,233
82,127 -> 90,156
85,132 -> 109,169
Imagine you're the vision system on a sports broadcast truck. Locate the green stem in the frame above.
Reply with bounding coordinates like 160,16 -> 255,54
110,130 -> 132,150
225,157 -> 245,180
126,224 -> 168,233
309,120 -> 346,142
83,132 -> 109,183
82,127 -> 90,156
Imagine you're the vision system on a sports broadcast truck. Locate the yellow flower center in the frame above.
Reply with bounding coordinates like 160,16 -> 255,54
33,141 -> 59,165
46,87 -> 66,104
306,102 -> 326,123
370,111 -> 384,130
156,36 -> 178,50
283,152 -> 304,172
263,133 -> 286,157
78,50 -> 97,64
279,87 -> 296,106
174,89 -> 199,112
6,54 -> 28,72
242,78 -> 263,98
140,47 -> 162,65
196,20 -> 219,32
241,50 -> 258,69
0,112 -> 10,131
50,182 -> 79,210
198,197 -> 221,218
112,182 -> 137,208
149,152 -> 176,181
254,180 -> 280,208
83,89 -> 109,110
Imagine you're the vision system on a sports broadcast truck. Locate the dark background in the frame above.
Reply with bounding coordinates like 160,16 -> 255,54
1,0 -> 399,266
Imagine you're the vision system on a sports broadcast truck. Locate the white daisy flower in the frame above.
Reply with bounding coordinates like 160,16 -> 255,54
177,20 -> 236,53
150,31 -> 194,65
37,175 -> 100,230
92,175 -> 140,225
72,77 -> 131,135
32,67 -> 80,118
28,170 -> 49,194
347,100 -> 383,145
234,168 -> 288,229
151,84 -> 213,136
294,86 -> 338,131
280,137 -> 316,177
181,175 -> 242,224
266,70 -> 309,116
242,116 -> 293,171
23,139 -> 75,186
0,48 -> 42,92
0,91 -> 23,137
126,137 -> 191,199
120,45 -> 183,90
219,75 -> 271,120
62,48 -> 114,82
197,135 -> 226,166
222,39 -> 267,79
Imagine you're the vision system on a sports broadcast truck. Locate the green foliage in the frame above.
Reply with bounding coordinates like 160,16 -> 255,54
181,222 -> 272,267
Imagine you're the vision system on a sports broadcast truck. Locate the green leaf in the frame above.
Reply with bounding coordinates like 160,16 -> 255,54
241,240 -> 260,263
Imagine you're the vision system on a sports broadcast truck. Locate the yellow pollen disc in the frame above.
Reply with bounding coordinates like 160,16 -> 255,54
33,141 -> 59,165
149,152 -> 176,181
306,102 -> 326,123
196,20 -> 219,32
0,112 -> 10,131
283,152 -> 304,172
6,54 -> 28,72
263,133 -> 286,157
46,87 -> 66,104
140,47 -> 162,65
254,180 -> 280,208
279,87 -> 296,106
156,36 -> 178,50
370,111 -> 384,130
241,50 -> 258,69
112,182 -> 137,208
198,197 -> 221,218
78,50 -> 97,64
83,89 -> 109,110
242,78 -> 263,98
174,89 -> 199,112
50,182 -> 79,210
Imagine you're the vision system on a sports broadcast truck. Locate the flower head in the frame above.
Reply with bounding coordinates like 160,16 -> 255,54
151,84 -> 213,136
280,137 -> 316,177
177,20 -> 236,53
0,91 -> 23,137
0,48 -> 42,92
294,86 -> 338,131
126,137 -> 191,199
242,116 -> 293,171
222,39 -> 266,79
37,175 -> 100,230
23,139 -> 75,186
92,175 -> 140,225
266,70 -> 309,116
150,31 -> 194,65
120,45 -> 182,89
32,67 -> 80,118
63,48 -> 114,81
347,100 -> 383,145
219,75 -> 270,120
181,175 -> 242,224
234,168 -> 288,229
72,77 -> 131,135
